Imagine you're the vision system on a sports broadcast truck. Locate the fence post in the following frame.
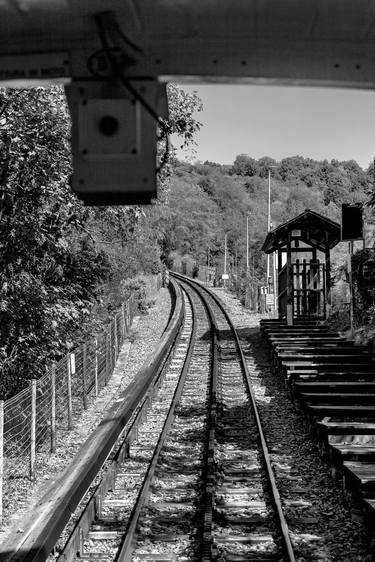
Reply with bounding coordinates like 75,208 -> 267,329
114,316 -> 118,359
104,330 -> 109,386
51,364 -> 56,453
30,379 -> 37,480
82,344 -> 88,410
94,338 -> 99,396
0,399 -> 3,524
122,303 -> 126,337
109,324 -> 113,372
67,355 -> 73,430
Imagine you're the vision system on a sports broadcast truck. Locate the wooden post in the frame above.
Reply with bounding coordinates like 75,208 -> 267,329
325,246 -> 331,319
104,333 -> 109,386
286,233 -> 293,325
295,259 -> 301,317
67,355 -> 73,430
302,259 -> 307,315
114,315 -> 118,359
51,364 -> 56,453
0,400 -> 4,524
109,327 -> 113,375
82,344 -> 88,410
348,241 -> 355,338
94,338 -> 99,396
277,248 -> 282,317
30,380 -> 37,480
122,303 -> 126,338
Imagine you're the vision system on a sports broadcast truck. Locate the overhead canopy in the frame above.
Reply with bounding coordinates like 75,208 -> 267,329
262,209 -> 341,254
1,1 -> 375,87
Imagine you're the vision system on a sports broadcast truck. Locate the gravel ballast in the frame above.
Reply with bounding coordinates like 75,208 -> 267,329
212,287 -> 371,562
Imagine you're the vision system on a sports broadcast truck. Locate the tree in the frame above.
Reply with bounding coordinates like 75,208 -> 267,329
232,154 -> 259,176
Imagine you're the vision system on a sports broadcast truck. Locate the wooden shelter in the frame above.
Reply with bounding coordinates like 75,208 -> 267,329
262,210 -> 341,324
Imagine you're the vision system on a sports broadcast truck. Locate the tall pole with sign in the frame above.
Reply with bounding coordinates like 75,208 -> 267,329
266,170 -> 271,286
341,203 -> 363,338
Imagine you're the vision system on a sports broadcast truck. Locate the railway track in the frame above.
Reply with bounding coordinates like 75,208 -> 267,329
55,274 -> 299,561
6,275 -> 371,561
180,277 -> 295,561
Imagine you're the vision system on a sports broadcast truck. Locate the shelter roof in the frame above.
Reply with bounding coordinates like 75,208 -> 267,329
262,209 -> 341,254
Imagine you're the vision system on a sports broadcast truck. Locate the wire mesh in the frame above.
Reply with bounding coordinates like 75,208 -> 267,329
3,386 -> 32,478
1,292 -> 140,482
36,372 -> 52,450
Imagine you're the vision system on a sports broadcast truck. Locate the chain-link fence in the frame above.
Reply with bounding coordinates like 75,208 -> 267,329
0,292 -> 142,522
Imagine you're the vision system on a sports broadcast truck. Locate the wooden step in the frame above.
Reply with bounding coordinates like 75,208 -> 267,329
270,339 -> 352,347
287,368 -> 375,381
316,421 -> 375,447
295,382 -> 375,393
274,341 -> 363,348
260,320 -> 324,328
317,420 -> 375,436
330,444 -> 375,464
279,351 -> 369,361
262,326 -> 330,336
306,404 -> 375,418
343,461 -> 375,496
283,361 -> 374,374
262,325 -> 330,331
300,392 -> 375,405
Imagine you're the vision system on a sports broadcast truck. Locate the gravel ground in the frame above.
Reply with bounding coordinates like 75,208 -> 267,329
0,286 -> 171,546
211,287 -> 371,562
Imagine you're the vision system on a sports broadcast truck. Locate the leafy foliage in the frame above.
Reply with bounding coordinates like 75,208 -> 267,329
0,83 -> 202,399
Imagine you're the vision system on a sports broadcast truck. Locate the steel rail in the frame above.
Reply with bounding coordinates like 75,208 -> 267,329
1,280 -> 184,562
116,288 -> 197,561
175,278 -> 218,560
171,272 -> 297,562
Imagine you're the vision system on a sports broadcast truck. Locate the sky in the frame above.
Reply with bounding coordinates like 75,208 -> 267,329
172,84 -> 375,170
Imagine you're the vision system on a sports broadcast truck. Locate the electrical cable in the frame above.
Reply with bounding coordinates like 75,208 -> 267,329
92,12 -> 170,174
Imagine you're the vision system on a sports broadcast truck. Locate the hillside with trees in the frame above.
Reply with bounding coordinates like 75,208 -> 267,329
163,154 -> 374,283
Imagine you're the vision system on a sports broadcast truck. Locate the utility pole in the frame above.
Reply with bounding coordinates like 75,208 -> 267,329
223,233 -> 228,287
266,170 -> 271,285
246,215 -> 249,270
267,166 -> 277,290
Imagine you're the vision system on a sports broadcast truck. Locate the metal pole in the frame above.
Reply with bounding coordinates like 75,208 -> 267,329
267,170 -> 271,284
30,380 -> 37,480
94,337 -> 99,397
224,234 -> 227,287
67,355 -> 73,430
224,234 -> 227,274
82,344 -> 88,410
51,364 -> 56,453
246,215 -> 249,270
